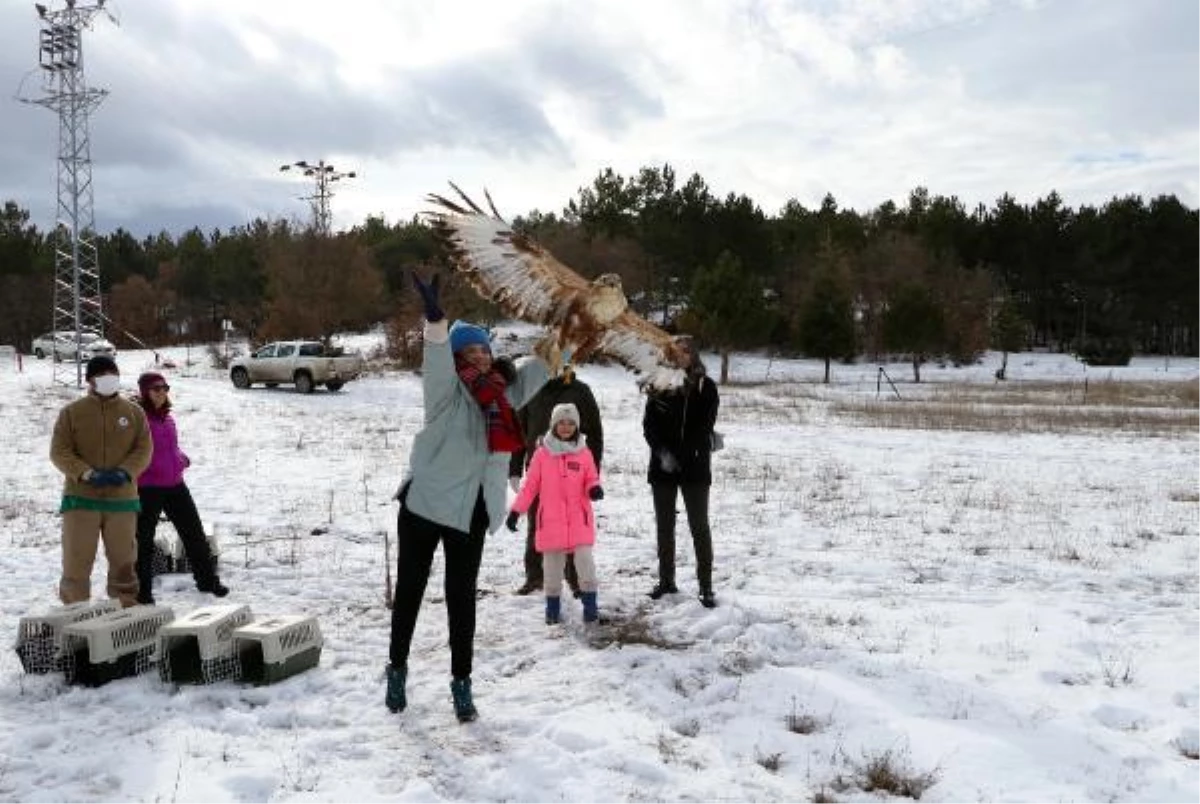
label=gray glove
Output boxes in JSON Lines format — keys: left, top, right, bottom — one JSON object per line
{"left": 509, "top": 477, "right": 521, "bottom": 494}
{"left": 658, "top": 449, "right": 680, "bottom": 474}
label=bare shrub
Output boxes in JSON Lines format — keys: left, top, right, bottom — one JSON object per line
{"left": 854, "top": 748, "right": 939, "bottom": 800}
{"left": 207, "top": 343, "right": 232, "bottom": 370}
{"left": 382, "top": 315, "right": 423, "bottom": 368}
{"left": 785, "top": 697, "right": 830, "bottom": 735}
{"left": 1173, "top": 737, "right": 1200, "bottom": 760}
{"left": 1096, "top": 645, "right": 1136, "bottom": 688}
{"left": 755, "top": 748, "right": 784, "bottom": 772}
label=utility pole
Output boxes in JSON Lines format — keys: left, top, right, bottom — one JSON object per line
{"left": 279, "top": 159, "right": 356, "bottom": 234}
{"left": 20, "top": 0, "right": 116, "bottom": 387}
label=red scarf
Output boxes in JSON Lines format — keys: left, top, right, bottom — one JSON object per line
{"left": 456, "top": 358, "right": 524, "bottom": 453}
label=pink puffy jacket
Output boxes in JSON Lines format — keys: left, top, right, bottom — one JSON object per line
{"left": 512, "top": 443, "right": 601, "bottom": 553}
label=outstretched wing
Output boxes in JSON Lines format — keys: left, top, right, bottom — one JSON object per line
{"left": 426, "top": 183, "right": 688, "bottom": 390}
{"left": 593, "top": 311, "right": 687, "bottom": 391}
{"left": 425, "top": 183, "right": 589, "bottom": 323}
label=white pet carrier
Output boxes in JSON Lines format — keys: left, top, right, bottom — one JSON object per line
{"left": 158, "top": 604, "right": 253, "bottom": 684}
{"left": 14, "top": 600, "right": 121, "bottom": 674}
{"left": 232, "top": 615, "right": 323, "bottom": 685}
{"left": 62, "top": 605, "right": 175, "bottom": 686}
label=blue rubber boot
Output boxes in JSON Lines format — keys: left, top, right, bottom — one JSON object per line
{"left": 385, "top": 663, "right": 407, "bottom": 713}
{"left": 545, "top": 596, "right": 561, "bottom": 624}
{"left": 581, "top": 591, "right": 598, "bottom": 623}
{"left": 450, "top": 676, "right": 478, "bottom": 723}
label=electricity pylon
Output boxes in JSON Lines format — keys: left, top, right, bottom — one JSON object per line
{"left": 21, "top": 0, "right": 116, "bottom": 387}
{"left": 279, "top": 159, "right": 356, "bottom": 234}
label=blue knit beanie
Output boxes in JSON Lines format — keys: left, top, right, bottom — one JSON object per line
{"left": 448, "top": 320, "right": 491, "bottom": 354}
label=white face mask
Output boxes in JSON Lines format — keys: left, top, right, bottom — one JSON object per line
{"left": 92, "top": 375, "right": 121, "bottom": 396}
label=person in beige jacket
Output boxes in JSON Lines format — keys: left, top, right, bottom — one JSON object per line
{"left": 49, "top": 356, "right": 152, "bottom": 607}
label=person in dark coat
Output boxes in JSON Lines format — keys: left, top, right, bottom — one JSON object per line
{"left": 508, "top": 360, "right": 604, "bottom": 597}
{"left": 643, "top": 336, "right": 720, "bottom": 608}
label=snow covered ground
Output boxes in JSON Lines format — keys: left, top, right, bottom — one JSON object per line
{"left": 0, "top": 336, "right": 1196, "bottom": 803}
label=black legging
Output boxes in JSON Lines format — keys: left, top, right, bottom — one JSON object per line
{"left": 136, "top": 483, "right": 219, "bottom": 596}
{"left": 651, "top": 481, "right": 714, "bottom": 592}
{"left": 388, "top": 490, "right": 488, "bottom": 679}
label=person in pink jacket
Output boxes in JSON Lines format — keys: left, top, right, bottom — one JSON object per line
{"left": 506, "top": 403, "right": 603, "bottom": 624}
{"left": 134, "top": 372, "right": 227, "bottom": 605}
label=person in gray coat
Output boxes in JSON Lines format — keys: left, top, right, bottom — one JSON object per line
{"left": 386, "top": 273, "right": 549, "bottom": 723}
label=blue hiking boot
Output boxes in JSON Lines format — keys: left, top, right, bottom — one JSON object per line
{"left": 581, "top": 591, "right": 598, "bottom": 623}
{"left": 450, "top": 676, "right": 478, "bottom": 723}
{"left": 545, "top": 596, "right": 561, "bottom": 624}
{"left": 385, "top": 663, "right": 407, "bottom": 713}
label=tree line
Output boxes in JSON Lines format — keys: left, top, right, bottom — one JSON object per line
{"left": 0, "top": 163, "right": 1195, "bottom": 381}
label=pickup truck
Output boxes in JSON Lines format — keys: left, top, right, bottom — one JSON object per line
{"left": 228, "top": 341, "right": 366, "bottom": 393}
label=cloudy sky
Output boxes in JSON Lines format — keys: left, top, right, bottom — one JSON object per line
{"left": 0, "top": 0, "right": 1195, "bottom": 237}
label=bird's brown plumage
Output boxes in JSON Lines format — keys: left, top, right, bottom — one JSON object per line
{"left": 426, "top": 183, "right": 688, "bottom": 389}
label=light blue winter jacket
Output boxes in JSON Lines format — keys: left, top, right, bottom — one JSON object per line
{"left": 400, "top": 319, "right": 549, "bottom": 534}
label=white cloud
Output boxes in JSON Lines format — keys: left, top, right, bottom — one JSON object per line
{"left": 0, "top": 0, "right": 1193, "bottom": 234}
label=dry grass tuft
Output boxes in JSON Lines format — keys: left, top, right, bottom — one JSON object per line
{"left": 785, "top": 697, "right": 830, "bottom": 735}
{"left": 832, "top": 748, "right": 940, "bottom": 801}
{"left": 586, "top": 607, "right": 692, "bottom": 651}
{"left": 755, "top": 748, "right": 784, "bottom": 773}
{"left": 832, "top": 379, "right": 1198, "bottom": 436}
{"left": 1173, "top": 738, "right": 1200, "bottom": 761}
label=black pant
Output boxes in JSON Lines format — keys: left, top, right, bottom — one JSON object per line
{"left": 389, "top": 491, "right": 488, "bottom": 680}
{"left": 523, "top": 498, "right": 578, "bottom": 590}
{"left": 651, "top": 482, "right": 713, "bottom": 592}
{"left": 136, "top": 483, "right": 218, "bottom": 597}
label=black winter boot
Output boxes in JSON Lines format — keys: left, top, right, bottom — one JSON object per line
{"left": 198, "top": 577, "right": 229, "bottom": 598}
{"left": 385, "top": 663, "right": 407, "bottom": 713}
{"left": 450, "top": 677, "right": 478, "bottom": 723}
{"left": 648, "top": 581, "right": 678, "bottom": 599}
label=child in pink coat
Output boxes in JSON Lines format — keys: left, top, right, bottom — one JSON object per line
{"left": 506, "top": 403, "right": 603, "bottom": 624}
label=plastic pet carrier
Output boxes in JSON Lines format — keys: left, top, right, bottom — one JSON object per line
{"left": 158, "top": 604, "right": 253, "bottom": 685}
{"left": 14, "top": 600, "right": 121, "bottom": 674}
{"left": 232, "top": 615, "right": 323, "bottom": 686}
{"left": 62, "top": 606, "right": 175, "bottom": 687}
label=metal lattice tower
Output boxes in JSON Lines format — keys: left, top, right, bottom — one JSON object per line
{"left": 279, "top": 160, "right": 356, "bottom": 234}
{"left": 22, "top": 1, "right": 114, "bottom": 386}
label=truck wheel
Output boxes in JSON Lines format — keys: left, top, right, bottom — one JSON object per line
{"left": 325, "top": 380, "right": 344, "bottom": 392}
{"left": 294, "top": 371, "right": 314, "bottom": 394}
{"left": 34, "top": 348, "right": 45, "bottom": 359}
{"left": 231, "top": 368, "right": 251, "bottom": 389}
